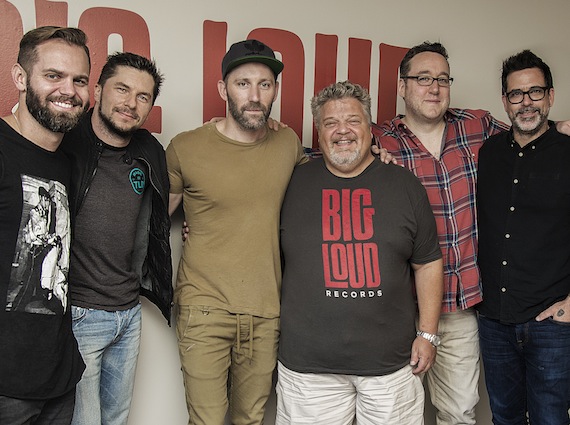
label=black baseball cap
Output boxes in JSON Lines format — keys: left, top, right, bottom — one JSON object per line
{"left": 221, "top": 39, "right": 284, "bottom": 79}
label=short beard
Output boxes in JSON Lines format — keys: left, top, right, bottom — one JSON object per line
{"left": 26, "top": 81, "right": 88, "bottom": 133}
{"left": 511, "top": 107, "right": 549, "bottom": 136}
{"left": 227, "top": 95, "right": 271, "bottom": 131}
{"left": 327, "top": 148, "right": 361, "bottom": 168}
{"left": 98, "top": 103, "right": 137, "bottom": 139}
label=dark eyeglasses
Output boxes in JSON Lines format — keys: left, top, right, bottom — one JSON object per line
{"left": 401, "top": 75, "right": 454, "bottom": 87}
{"left": 505, "top": 86, "right": 549, "bottom": 104}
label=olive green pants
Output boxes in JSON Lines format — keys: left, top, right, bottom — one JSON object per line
{"left": 177, "top": 305, "right": 279, "bottom": 425}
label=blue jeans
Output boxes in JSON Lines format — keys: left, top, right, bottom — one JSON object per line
{"left": 71, "top": 304, "right": 141, "bottom": 425}
{"left": 0, "top": 389, "right": 75, "bottom": 425}
{"left": 478, "top": 315, "right": 570, "bottom": 425}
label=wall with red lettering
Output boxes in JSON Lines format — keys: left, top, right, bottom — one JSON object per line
{"left": 4, "top": 1, "right": 570, "bottom": 151}
{"left": 0, "top": 1, "right": 411, "bottom": 147}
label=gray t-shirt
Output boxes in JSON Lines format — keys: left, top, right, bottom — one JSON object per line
{"left": 70, "top": 144, "right": 146, "bottom": 310}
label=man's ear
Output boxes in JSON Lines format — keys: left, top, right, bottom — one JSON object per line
{"left": 273, "top": 80, "right": 280, "bottom": 103}
{"left": 12, "top": 63, "right": 27, "bottom": 92}
{"left": 217, "top": 80, "right": 228, "bottom": 102}
{"left": 501, "top": 94, "right": 508, "bottom": 113}
{"left": 94, "top": 84, "right": 102, "bottom": 104}
{"left": 397, "top": 78, "right": 406, "bottom": 100}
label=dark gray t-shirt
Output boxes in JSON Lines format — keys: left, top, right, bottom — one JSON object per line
{"left": 279, "top": 158, "right": 441, "bottom": 376}
{"left": 70, "top": 144, "right": 146, "bottom": 310}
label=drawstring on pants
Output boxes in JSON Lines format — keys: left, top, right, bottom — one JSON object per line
{"left": 236, "top": 314, "right": 254, "bottom": 361}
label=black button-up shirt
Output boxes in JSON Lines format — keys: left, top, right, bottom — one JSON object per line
{"left": 477, "top": 123, "right": 570, "bottom": 324}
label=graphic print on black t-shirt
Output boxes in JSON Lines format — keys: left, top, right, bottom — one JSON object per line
{"left": 6, "top": 175, "right": 70, "bottom": 315}
{"left": 321, "top": 188, "right": 382, "bottom": 298}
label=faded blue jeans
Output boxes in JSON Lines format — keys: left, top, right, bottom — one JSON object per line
{"left": 479, "top": 315, "right": 570, "bottom": 425}
{"left": 71, "top": 303, "right": 141, "bottom": 425}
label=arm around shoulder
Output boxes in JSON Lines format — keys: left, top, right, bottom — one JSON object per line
{"left": 168, "top": 192, "right": 183, "bottom": 216}
{"left": 555, "top": 120, "right": 570, "bottom": 136}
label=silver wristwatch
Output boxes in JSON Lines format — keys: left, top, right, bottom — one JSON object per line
{"left": 416, "top": 330, "right": 441, "bottom": 347}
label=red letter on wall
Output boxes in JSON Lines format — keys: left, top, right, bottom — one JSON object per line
{"left": 248, "top": 28, "right": 305, "bottom": 140}
{"left": 35, "top": 0, "right": 67, "bottom": 27}
{"left": 348, "top": 37, "right": 372, "bottom": 91}
{"left": 377, "top": 43, "right": 408, "bottom": 125}
{"left": 0, "top": 0, "right": 23, "bottom": 116}
{"left": 312, "top": 34, "right": 338, "bottom": 148}
{"left": 202, "top": 20, "right": 228, "bottom": 123}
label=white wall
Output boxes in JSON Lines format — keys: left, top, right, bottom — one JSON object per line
{"left": 6, "top": 1, "right": 570, "bottom": 424}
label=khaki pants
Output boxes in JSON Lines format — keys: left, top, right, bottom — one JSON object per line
{"left": 424, "top": 308, "right": 480, "bottom": 425}
{"left": 177, "top": 305, "right": 279, "bottom": 425}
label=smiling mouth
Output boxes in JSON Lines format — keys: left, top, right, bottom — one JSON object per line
{"left": 52, "top": 101, "right": 72, "bottom": 108}
{"left": 517, "top": 108, "right": 539, "bottom": 119}
{"left": 51, "top": 100, "right": 80, "bottom": 110}
{"left": 115, "top": 108, "right": 139, "bottom": 121}
{"left": 333, "top": 139, "right": 355, "bottom": 147}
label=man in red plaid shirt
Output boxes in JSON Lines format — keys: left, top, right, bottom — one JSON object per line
{"left": 372, "top": 41, "right": 570, "bottom": 424}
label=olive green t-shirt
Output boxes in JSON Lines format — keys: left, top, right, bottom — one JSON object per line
{"left": 166, "top": 122, "right": 306, "bottom": 318}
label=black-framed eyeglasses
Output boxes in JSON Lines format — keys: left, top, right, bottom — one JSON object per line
{"left": 505, "top": 86, "right": 549, "bottom": 104}
{"left": 401, "top": 75, "right": 454, "bottom": 87}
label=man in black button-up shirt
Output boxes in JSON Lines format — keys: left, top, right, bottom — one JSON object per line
{"left": 477, "top": 50, "right": 570, "bottom": 425}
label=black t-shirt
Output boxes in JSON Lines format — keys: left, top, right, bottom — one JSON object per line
{"left": 0, "top": 119, "right": 84, "bottom": 399}
{"left": 279, "top": 159, "right": 441, "bottom": 376}
{"left": 477, "top": 124, "right": 570, "bottom": 324}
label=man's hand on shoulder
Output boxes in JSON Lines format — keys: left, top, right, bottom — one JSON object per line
{"left": 267, "top": 117, "right": 288, "bottom": 131}
{"left": 181, "top": 221, "right": 189, "bottom": 242}
{"left": 205, "top": 117, "right": 224, "bottom": 124}
{"left": 370, "top": 144, "right": 397, "bottom": 165}
{"left": 555, "top": 120, "right": 570, "bottom": 136}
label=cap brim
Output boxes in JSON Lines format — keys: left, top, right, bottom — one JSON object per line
{"left": 223, "top": 56, "right": 284, "bottom": 78}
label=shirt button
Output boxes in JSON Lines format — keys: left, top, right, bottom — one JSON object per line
{"left": 518, "top": 152, "right": 524, "bottom": 157}
{"left": 501, "top": 287, "right": 507, "bottom": 292}
{"left": 502, "top": 260, "right": 508, "bottom": 266}
{"left": 531, "top": 145, "right": 536, "bottom": 150}
{"left": 505, "top": 234, "right": 510, "bottom": 238}
{"left": 510, "top": 206, "right": 515, "bottom": 212}
{"left": 514, "top": 179, "right": 519, "bottom": 184}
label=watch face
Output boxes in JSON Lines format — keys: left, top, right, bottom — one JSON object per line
{"left": 432, "top": 335, "right": 441, "bottom": 346}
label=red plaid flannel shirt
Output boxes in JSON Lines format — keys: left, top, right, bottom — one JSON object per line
{"left": 373, "top": 109, "right": 508, "bottom": 312}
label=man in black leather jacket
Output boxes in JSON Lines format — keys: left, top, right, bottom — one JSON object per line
{"left": 60, "top": 52, "right": 172, "bottom": 425}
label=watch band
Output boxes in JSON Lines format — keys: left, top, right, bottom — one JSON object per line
{"left": 416, "top": 330, "right": 441, "bottom": 347}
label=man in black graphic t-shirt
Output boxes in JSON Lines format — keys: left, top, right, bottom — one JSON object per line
{"left": 0, "top": 26, "right": 90, "bottom": 424}
{"left": 277, "top": 81, "right": 444, "bottom": 425}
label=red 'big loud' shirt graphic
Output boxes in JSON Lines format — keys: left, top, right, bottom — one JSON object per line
{"left": 322, "top": 188, "right": 381, "bottom": 290}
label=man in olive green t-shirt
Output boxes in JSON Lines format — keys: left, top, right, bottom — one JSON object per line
{"left": 166, "top": 39, "right": 306, "bottom": 425}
